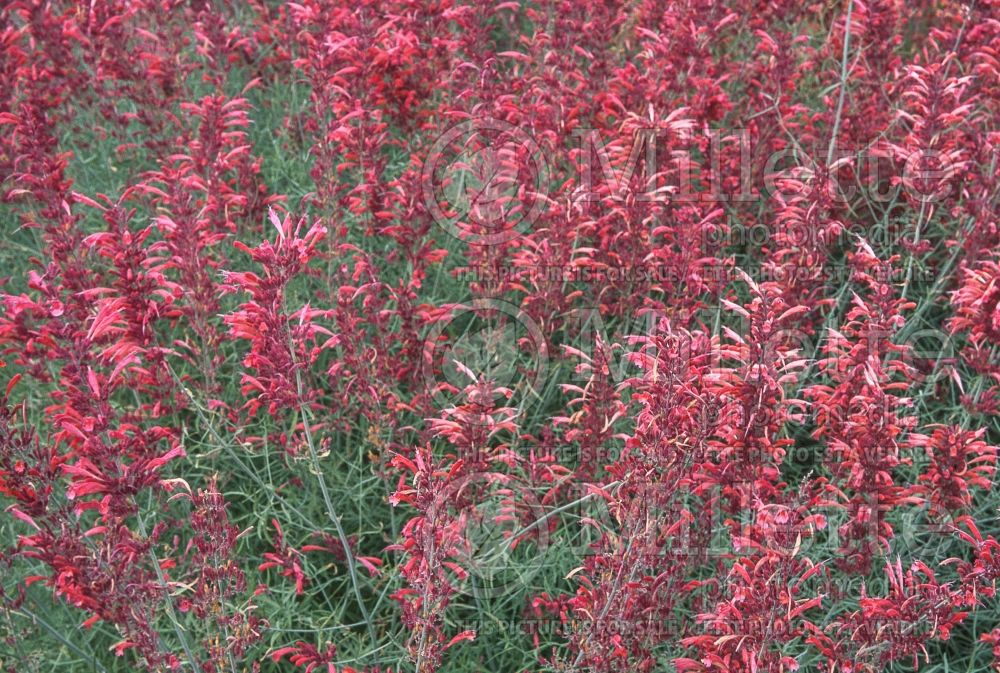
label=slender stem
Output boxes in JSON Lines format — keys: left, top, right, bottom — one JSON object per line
{"left": 136, "top": 513, "right": 201, "bottom": 671}
{"left": 826, "top": 0, "right": 856, "bottom": 168}
{"left": 496, "top": 480, "right": 621, "bottom": 554}
{"left": 900, "top": 199, "right": 927, "bottom": 301}
{"left": 294, "top": 368, "right": 378, "bottom": 651}
{"left": 11, "top": 599, "right": 110, "bottom": 673}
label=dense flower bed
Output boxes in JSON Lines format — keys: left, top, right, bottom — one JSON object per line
{"left": 1, "top": 1, "right": 999, "bottom": 672}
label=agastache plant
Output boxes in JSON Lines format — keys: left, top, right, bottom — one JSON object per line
{"left": 0, "top": 2, "right": 998, "bottom": 673}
